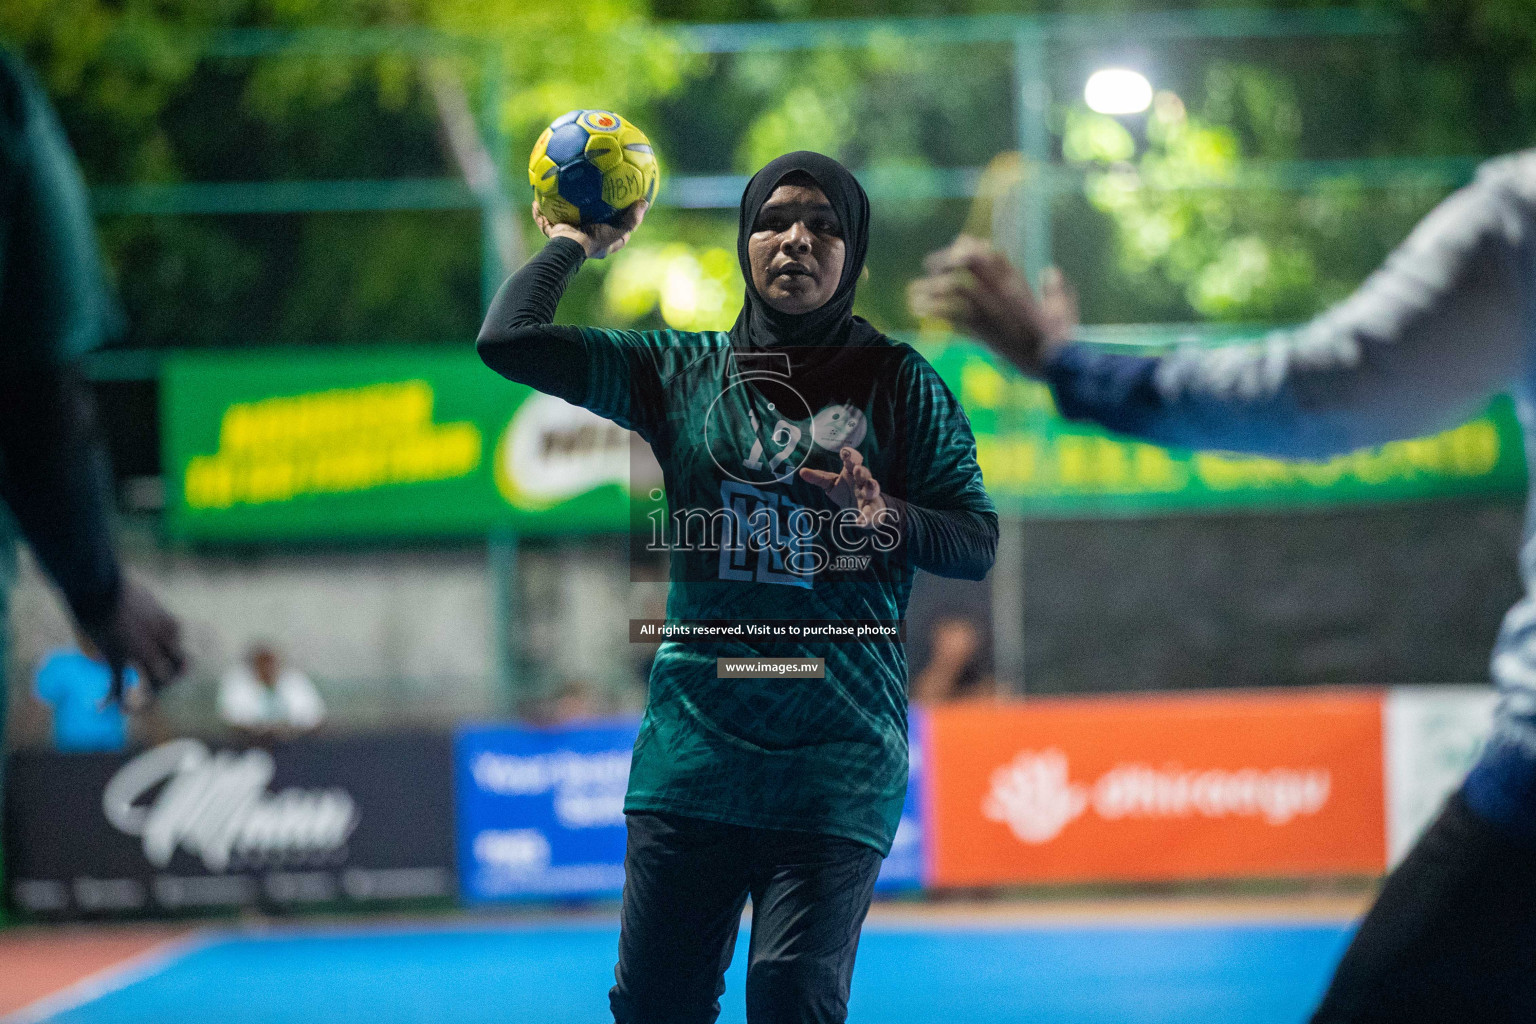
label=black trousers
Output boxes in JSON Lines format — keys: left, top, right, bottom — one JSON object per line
{"left": 610, "top": 811, "right": 883, "bottom": 1024}
{"left": 1309, "top": 792, "right": 1536, "bottom": 1023}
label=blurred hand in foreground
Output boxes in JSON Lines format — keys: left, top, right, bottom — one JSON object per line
{"left": 908, "top": 236, "right": 1078, "bottom": 377}
{"left": 84, "top": 577, "right": 187, "bottom": 706}
{"left": 534, "top": 200, "right": 648, "bottom": 259}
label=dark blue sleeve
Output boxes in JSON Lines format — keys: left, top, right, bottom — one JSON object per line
{"left": 1041, "top": 340, "right": 1395, "bottom": 458}
{"left": 1041, "top": 342, "right": 1168, "bottom": 437}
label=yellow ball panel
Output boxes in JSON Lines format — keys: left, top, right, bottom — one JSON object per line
{"left": 536, "top": 192, "right": 582, "bottom": 226}
{"left": 584, "top": 131, "right": 624, "bottom": 173}
{"left": 621, "top": 147, "right": 656, "bottom": 174}
{"left": 528, "top": 153, "right": 558, "bottom": 191}
{"left": 601, "top": 163, "right": 645, "bottom": 209}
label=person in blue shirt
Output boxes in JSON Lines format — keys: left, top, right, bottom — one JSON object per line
{"left": 33, "top": 638, "right": 140, "bottom": 752}
{"left": 911, "top": 151, "right": 1536, "bottom": 1023}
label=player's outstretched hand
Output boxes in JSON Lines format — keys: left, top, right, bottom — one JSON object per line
{"left": 799, "top": 447, "right": 888, "bottom": 529}
{"left": 533, "top": 200, "right": 648, "bottom": 259}
{"left": 84, "top": 577, "right": 187, "bottom": 706}
{"left": 908, "top": 236, "right": 1078, "bottom": 377}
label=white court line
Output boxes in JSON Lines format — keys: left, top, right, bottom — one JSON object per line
{"left": 861, "top": 895, "right": 1372, "bottom": 931}
{"left": 1, "top": 931, "right": 212, "bottom": 1024}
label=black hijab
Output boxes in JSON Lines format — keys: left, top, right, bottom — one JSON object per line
{"left": 730, "top": 151, "right": 884, "bottom": 351}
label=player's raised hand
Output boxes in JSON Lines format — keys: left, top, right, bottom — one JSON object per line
{"left": 799, "top": 447, "right": 888, "bottom": 528}
{"left": 533, "top": 200, "right": 648, "bottom": 259}
{"left": 83, "top": 577, "right": 187, "bottom": 706}
{"left": 908, "top": 236, "right": 1078, "bottom": 377}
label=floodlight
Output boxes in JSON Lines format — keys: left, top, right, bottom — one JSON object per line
{"left": 1084, "top": 69, "right": 1153, "bottom": 115}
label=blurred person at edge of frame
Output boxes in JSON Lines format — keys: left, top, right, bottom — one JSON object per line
{"left": 0, "top": 50, "right": 186, "bottom": 759}
{"left": 218, "top": 641, "right": 325, "bottom": 743}
{"left": 911, "top": 616, "right": 995, "bottom": 704}
{"left": 911, "top": 151, "right": 1536, "bottom": 1023}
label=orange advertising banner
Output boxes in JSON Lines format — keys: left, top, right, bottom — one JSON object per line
{"left": 924, "top": 690, "right": 1386, "bottom": 886}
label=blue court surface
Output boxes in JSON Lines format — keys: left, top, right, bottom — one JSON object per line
{"left": 27, "top": 916, "right": 1355, "bottom": 1024}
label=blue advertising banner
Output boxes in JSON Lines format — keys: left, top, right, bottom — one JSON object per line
{"left": 455, "top": 721, "right": 635, "bottom": 901}
{"left": 876, "top": 709, "right": 925, "bottom": 892}
{"left": 455, "top": 715, "right": 927, "bottom": 901}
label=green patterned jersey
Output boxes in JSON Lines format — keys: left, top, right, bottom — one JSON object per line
{"left": 579, "top": 326, "right": 994, "bottom": 853}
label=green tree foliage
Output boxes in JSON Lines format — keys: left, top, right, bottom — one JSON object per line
{"left": 5, "top": 0, "right": 1536, "bottom": 346}
{"left": 1060, "top": 67, "right": 1447, "bottom": 323}
{"left": 2, "top": 0, "right": 686, "bottom": 347}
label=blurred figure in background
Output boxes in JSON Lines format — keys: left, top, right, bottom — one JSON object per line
{"left": 0, "top": 45, "right": 186, "bottom": 908}
{"left": 546, "top": 677, "right": 601, "bottom": 724}
{"left": 913, "top": 151, "right": 1536, "bottom": 1022}
{"left": 218, "top": 642, "right": 325, "bottom": 742}
{"left": 911, "top": 616, "right": 995, "bottom": 704}
{"left": 32, "top": 635, "right": 139, "bottom": 752}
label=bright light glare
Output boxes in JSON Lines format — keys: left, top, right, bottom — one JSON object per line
{"left": 1084, "top": 69, "right": 1153, "bottom": 115}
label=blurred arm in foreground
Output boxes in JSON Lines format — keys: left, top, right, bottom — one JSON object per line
{"left": 911, "top": 153, "right": 1535, "bottom": 460}
{"left": 914, "top": 152, "right": 1536, "bottom": 1023}
{"left": 0, "top": 49, "right": 184, "bottom": 702}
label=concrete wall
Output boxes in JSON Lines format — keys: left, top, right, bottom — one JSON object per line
{"left": 6, "top": 497, "right": 1524, "bottom": 743}
{"left": 5, "top": 525, "right": 498, "bottom": 740}
{"left": 1017, "top": 499, "right": 1525, "bottom": 694}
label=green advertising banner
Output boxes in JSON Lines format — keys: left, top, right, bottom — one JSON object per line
{"left": 163, "top": 348, "right": 657, "bottom": 540}
{"left": 163, "top": 340, "right": 1529, "bottom": 542}
{"left": 921, "top": 338, "right": 1529, "bottom": 517}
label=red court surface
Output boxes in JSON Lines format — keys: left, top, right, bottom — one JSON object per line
{"left": 0, "top": 925, "right": 188, "bottom": 1016}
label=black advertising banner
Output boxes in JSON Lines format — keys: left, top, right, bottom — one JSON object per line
{"left": 3, "top": 732, "right": 455, "bottom": 918}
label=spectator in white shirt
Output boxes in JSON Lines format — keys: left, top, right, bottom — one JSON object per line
{"left": 218, "top": 642, "right": 324, "bottom": 742}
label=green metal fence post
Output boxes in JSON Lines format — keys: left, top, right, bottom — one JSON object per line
{"left": 479, "top": 43, "right": 510, "bottom": 312}
{"left": 1012, "top": 24, "right": 1052, "bottom": 285}
{"left": 477, "top": 46, "right": 524, "bottom": 716}
{"left": 994, "top": 24, "right": 1053, "bottom": 698}
{"left": 489, "top": 530, "right": 520, "bottom": 715}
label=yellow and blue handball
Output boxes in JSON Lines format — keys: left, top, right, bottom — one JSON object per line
{"left": 529, "top": 109, "right": 660, "bottom": 226}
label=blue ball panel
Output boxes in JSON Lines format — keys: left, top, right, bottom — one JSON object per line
{"left": 546, "top": 123, "right": 589, "bottom": 165}
{"left": 558, "top": 160, "right": 604, "bottom": 208}
{"left": 585, "top": 199, "right": 619, "bottom": 225}
{"left": 551, "top": 110, "right": 580, "bottom": 127}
